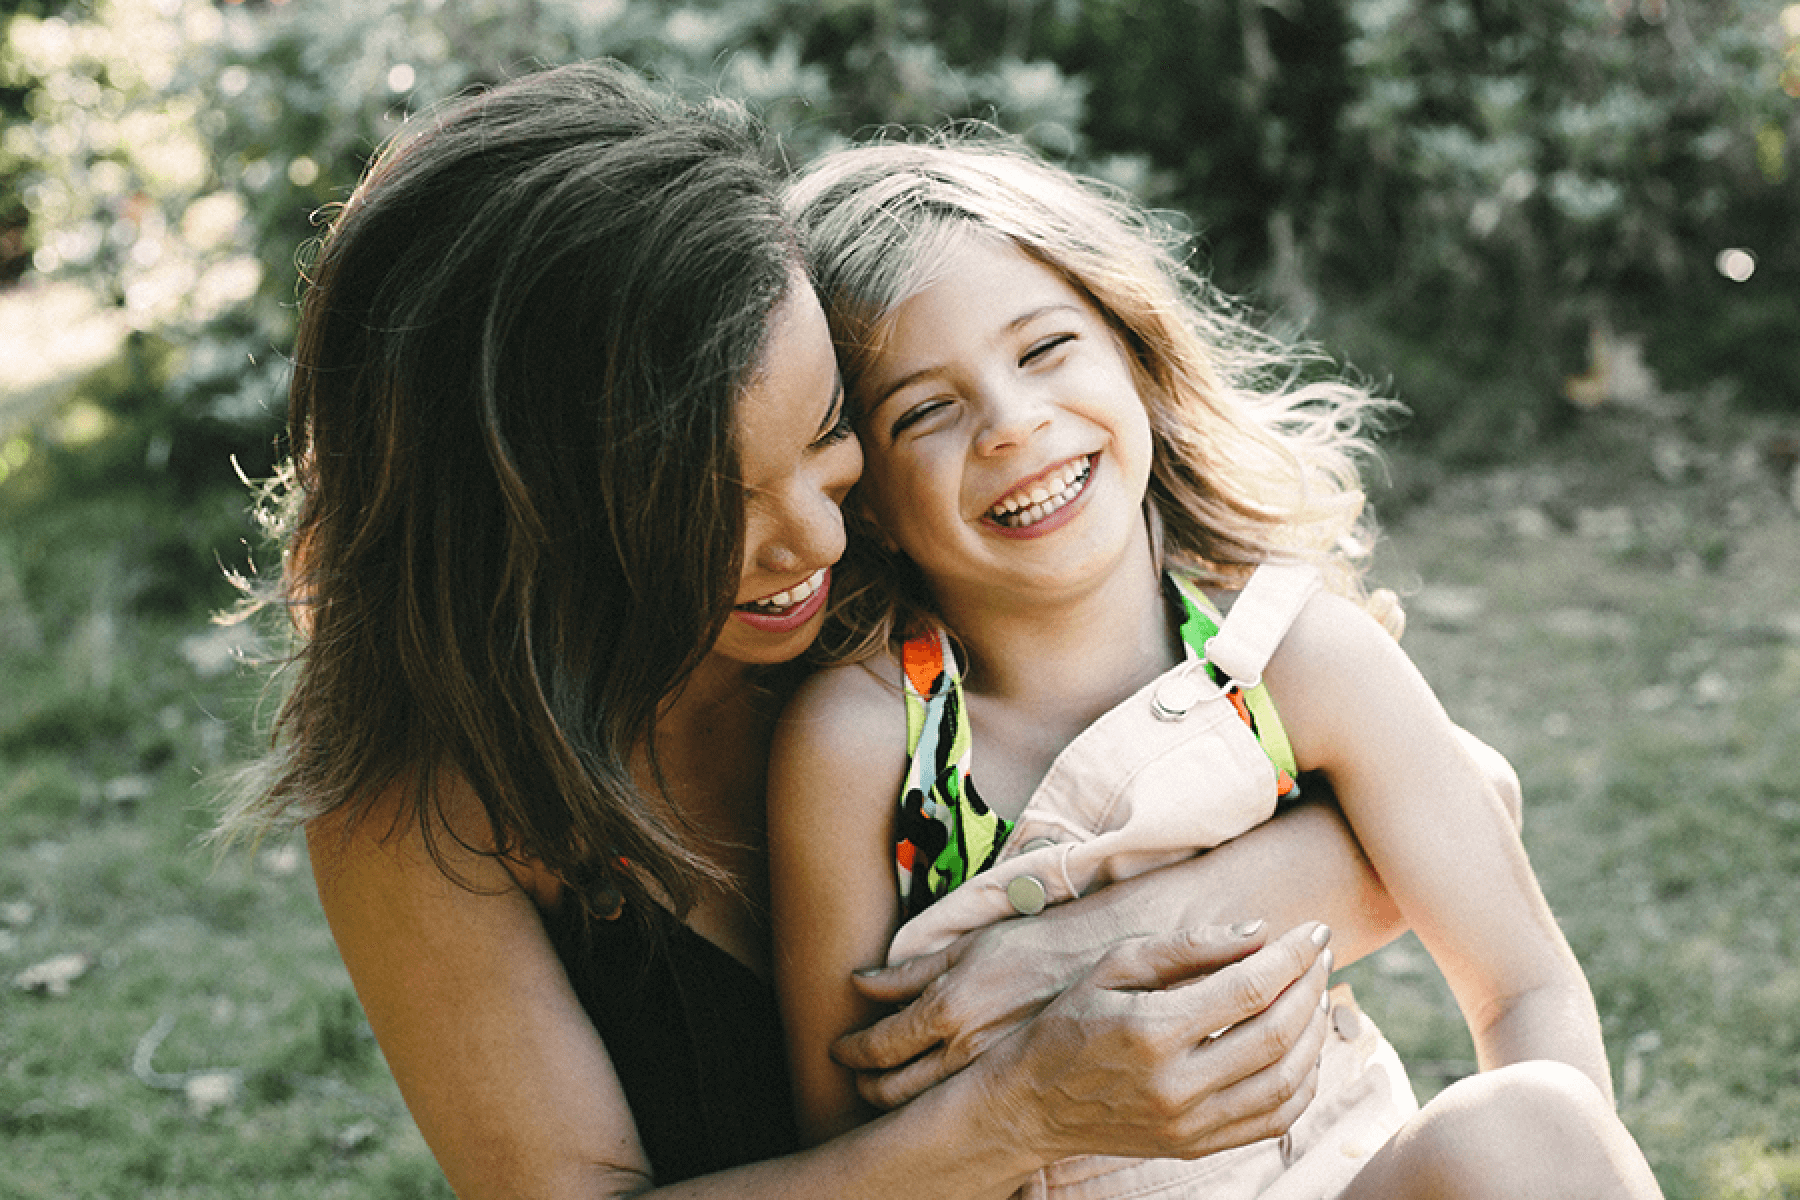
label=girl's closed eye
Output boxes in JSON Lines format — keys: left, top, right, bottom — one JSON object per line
{"left": 1020, "top": 332, "right": 1076, "bottom": 367}
{"left": 889, "top": 396, "right": 953, "bottom": 440}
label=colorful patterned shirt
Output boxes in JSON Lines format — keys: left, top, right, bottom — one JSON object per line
{"left": 893, "top": 573, "right": 1299, "bottom": 919}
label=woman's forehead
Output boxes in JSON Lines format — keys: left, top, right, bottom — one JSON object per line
{"left": 733, "top": 284, "right": 840, "bottom": 484}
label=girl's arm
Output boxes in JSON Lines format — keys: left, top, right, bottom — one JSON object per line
{"left": 768, "top": 660, "right": 1338, "bottom": 1165}
{"left": 1265, "top": 591, "right": 1614, "bottom": 1100}
{"left": 766, "top": 660, "right": 910, "bottom": 1144}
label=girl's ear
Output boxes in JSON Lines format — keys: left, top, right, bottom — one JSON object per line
{"left": 1143, "top": 498, "right": 1166, "bottom": 569}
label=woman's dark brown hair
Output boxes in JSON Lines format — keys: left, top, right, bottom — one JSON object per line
{"left": 223, "top": 60, "right": 798, "bottom": 921}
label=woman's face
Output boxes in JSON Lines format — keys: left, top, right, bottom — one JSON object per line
{"left": 707, "top": 280, "right": 863, "bottom": 668}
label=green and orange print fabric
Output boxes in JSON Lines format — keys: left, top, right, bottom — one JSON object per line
{"left": 893, "top": 573, "right": 1300, "bottom": 920}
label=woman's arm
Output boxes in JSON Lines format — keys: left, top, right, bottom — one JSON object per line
{"left": 830, "top": 783, "right": 1400, "bottom": 1109}
{"left": 308, "top": 785, "right": 655, "bottom": 1197}
{"left": 832, "top": 722, "right": 1518, "bottom": 1110}
{"left": 1265, "top": 591, "right": 1613, "bottom": 1100}
{"left": 315, "top": 769, "right": 1334, "bottom": 1200}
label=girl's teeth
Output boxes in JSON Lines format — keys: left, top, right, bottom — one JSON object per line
{"left": 989, "top": 457, "right": 1092, "bottom": 528}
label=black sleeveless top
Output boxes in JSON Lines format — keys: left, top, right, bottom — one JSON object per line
{"left": 542, "top": 899, "right": 799, "bottom": 1185}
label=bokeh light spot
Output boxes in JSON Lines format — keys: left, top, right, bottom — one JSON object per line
{"left": 286, "top": 156, "right": 319, "bottom": 187}
{"left": 1715, "top": 248, "right": 1756, "bottom": 283}
{"left": 387, "top": 63, "right": 415, "bottom": 93}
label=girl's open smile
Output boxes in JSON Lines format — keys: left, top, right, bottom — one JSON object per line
{"left": 985, "top": 453, "right": 1095, "bottom": 531}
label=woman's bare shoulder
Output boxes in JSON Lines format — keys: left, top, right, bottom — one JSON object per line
{"left": 306, "top": 771, "right": 563, "bottom": 909}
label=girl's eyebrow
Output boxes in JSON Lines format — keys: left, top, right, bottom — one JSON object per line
{"left": 866, "top": 302, "right": 1083, "bottom": 413}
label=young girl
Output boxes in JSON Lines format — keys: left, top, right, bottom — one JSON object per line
{"left": 768, "top": 140, "right": 1663, "bottom": 1199}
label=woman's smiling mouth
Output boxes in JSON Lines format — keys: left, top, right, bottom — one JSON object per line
{"left": 986, "top": 455, "right": 1093, "bottom": 529}
{"left": 740, "top": 567, "right": 827, "bottom": 614}
{"left": 732, "top": 567, "right": 832, "bottom": 633}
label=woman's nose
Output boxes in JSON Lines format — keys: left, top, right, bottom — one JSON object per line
{"left": 761, "top": 499, "right": 845, "bottom": 574}
{"left": 761, "top": 450, "right": 858, "bottom": 574}
{"left": 974, "top": 384, "right": 1052, "bottom": 456}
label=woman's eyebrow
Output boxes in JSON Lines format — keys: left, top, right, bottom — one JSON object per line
{"left": 814, "top": 371, "right": 847, "bottom": 437}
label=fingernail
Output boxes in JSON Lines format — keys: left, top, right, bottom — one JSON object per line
{"left": 1321, "top": 948, "right": 1334, "bottom": 976}
{"left": 853, "top": 966, "right": 883, "bottom": 978}
{"left": 1310, "top": 923, "right": 1333, "bottom": 948}
{"left": 1230, "top": 919, "right": 1265, "bottom": 938}
{"left": 1319, "top": 991, "right": 1330, "bottom": 1013}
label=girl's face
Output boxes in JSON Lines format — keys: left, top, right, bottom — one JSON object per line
{"left": 853, "top": 236, "right": 1154, "bottom": 615}
{"left": 708, "top": 280, "right": 863, "bottom": 669}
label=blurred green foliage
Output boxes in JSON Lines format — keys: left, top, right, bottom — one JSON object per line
{"left": 1, "top": 0, "right": 1794, "bottom": 476}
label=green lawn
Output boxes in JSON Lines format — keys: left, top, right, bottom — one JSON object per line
{"left": 1, "top": 388, "right": 1796, "bottom": 1197}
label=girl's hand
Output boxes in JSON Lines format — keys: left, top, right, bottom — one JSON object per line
{"left": 977, "top": 922, "right": 1334, "bottom": 1164}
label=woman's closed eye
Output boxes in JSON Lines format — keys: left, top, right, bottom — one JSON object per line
{"left": 812, "top": 402, "right": 856, "bottom": 449}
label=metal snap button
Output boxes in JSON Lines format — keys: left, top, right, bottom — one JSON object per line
{"left": 1019, "top": 837, "right": 1056, "bottom": 854}
{"left": 1006, "top": 874, "right": 1048, "bottom": 915}
{"left": 1150, "top": 672, "right": 1207, "bottom": 721}
{"left": 1331, "top": 1003, "right": 1362, "bottom": 1041}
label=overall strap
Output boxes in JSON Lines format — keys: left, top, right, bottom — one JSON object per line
{"left": 1169, "top": 564, "right": 1321, "bottom": 790}
{"left": 1202, "top": 563, "right": 1322, "bottom": 689}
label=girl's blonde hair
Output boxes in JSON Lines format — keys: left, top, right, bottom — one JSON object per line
{"left": 784, "top": 133, "right": 1402, "bottom": 660}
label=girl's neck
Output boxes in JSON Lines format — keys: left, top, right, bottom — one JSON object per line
{"left": 938, "top": 523, "right": 1179, "bottom": 723}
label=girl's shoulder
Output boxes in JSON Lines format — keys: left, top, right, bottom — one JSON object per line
{"left": 772, "top": 653, "right": 910, "bottom": 793}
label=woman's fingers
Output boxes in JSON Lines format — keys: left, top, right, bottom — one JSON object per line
{"left": 1084, "top": 921, "right": 1272, "bottom": 993}
{"left": 851, "top": 1044, "right": 949, "bottom": 1111}
{"left": 834, "top": 976, "right": 951, "bottom": 1074}
{"left": 840, "top": 921, "right": 1330, "bottom": 1135}
{"left": 1152, "top": 921, "right": 1329, "bottom": 1033}
{"left": 1009, "top": 923, "right": 1332, "bottom": 1163}
{"left": 848, "top": 943, "right": 959, "bottom": 1006}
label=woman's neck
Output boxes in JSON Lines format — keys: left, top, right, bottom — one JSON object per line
{"left": 640, "top": 654, "right": 788, "bottom": 975}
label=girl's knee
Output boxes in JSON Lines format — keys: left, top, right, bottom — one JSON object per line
{"left": 1404, "top": 1062, "right": 1659, "bottom": 1198}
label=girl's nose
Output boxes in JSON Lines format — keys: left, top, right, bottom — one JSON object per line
{"left": 974, "top": 385, "right": 1052, "bottom": 456}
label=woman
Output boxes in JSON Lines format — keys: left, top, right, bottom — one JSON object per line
{"left": 225, "top": 59, "right": 1426, "bottom": 1198}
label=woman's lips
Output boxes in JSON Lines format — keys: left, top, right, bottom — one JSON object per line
{"left": 732, "top": 567, "right": 831, "bottom": 633}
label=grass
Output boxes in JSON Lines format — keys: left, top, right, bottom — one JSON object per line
{"left": 1, "top": 366, "right": 1796, "bottom": 1196}
{"left": 1340, "top": 403, "right": 1800, "bottom": 1198}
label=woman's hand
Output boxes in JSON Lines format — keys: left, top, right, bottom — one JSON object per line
{"left": 973, "top": 922, "right": 1334, "bottom": 1165}
{"left": 834, "top": 790, "right": 1402, "bottom": 1110}
{"left": 831, "top": 902, "right": 1122, "bottom": 1110}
